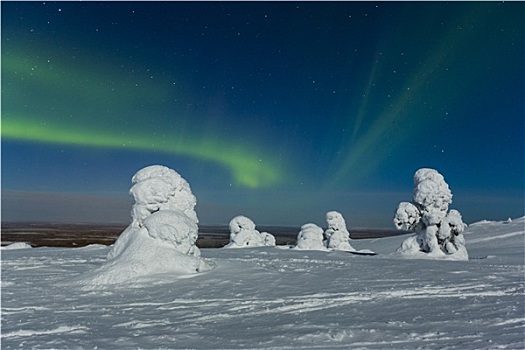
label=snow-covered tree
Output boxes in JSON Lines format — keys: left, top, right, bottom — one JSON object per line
{"left": 76, "top": 165, "right": 211, "bottom": 287}
{"left": 296, "top": 223, "right": 327, "bottom": 251}
{"left": 108, "top": 165, "right": 200, "bottom": 259}
{"left": 324, "top": 211, "right": 355, "bottom": 251}
{"left": 394, "top": 168, "right": 468, "bottom": 260}
{"left": 225, "top": 215, "right": 276, "bottom": 248}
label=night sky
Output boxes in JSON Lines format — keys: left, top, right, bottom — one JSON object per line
{"left": 2, "top": 1, "right": 524, "bottom": 228}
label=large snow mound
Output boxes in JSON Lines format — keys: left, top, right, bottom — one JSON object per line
{"left": 72, "top": 165, "right": 211, "bottom": 288}
{"left": 225, "top": 215, "right": 276, "bottom": 248}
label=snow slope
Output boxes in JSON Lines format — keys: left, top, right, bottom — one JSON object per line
{"left": 1, "top": 217, "right": 524, "bottom": 349}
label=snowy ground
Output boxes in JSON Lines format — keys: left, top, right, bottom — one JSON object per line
{"left": 2, "top": 217, "right": 524, "bottom": 349}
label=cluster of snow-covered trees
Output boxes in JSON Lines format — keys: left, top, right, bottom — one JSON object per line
{"left": 294, "top": 211, "right": 357, "bottom": 252}
{"left": 76, "top": 165, "right": 468, "bottom": 285}
{"left": 226, "top": 210, "right": 360, "bottom": 252}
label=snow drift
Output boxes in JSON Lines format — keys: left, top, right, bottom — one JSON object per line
{"left": 225, "top": 215, "right": 276, "bottom": 248}
{"left": 72, "top": 165, "right": 211, "bottom": 287}
{"left": 394, "top": 168, "right": 468, "bottom": 260}
{"left": 1, "top": 242, "right": 32, "bottom": 250}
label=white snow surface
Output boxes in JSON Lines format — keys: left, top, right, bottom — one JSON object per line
{"left": 1, "top": 242, "right": 32, "bottom": 250}
{"left": 2, "top": 217, "right": 524, "bottom": 349}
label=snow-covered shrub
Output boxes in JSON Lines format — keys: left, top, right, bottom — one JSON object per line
{"left": 324, "top": 211, "right": 355, "bottom": 251}
{"left": 295, "top": 223, "right": 327, "bottom": 251}
{"left": 74, "top": 165, "right": 211, "bottom": 287}
{"left": 225, "top": 215, "right": 276, "bottom": 248}
{"left": 394, "top": 168, "right": 468, "bottom": 260}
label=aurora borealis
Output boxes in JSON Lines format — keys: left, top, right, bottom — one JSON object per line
{"left": 2, "top": 2, "right": 524, "bottom": 227}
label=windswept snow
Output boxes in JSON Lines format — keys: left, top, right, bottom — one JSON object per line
{"left": 2, "top": 217, "right": 523, "bottom": 349}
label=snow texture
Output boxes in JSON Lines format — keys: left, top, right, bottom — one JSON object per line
{"left": 129, "top": 164, "right": 198, "bottom": 225}
{"left": 2, "top": 217, "right": 523, "bottom": 349}
{"left": 72, "top": 165, "right": 211, "bottom": 287}
{"left": 324, "top": 211, "right": 356, "bottom": 251}
{"left": 394, "top": 168, "right": 468, "bottom": 260}
{"left": 224, "top": 215, "right": 276, "bottom": 248}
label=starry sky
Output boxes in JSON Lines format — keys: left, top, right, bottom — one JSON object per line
{"left": 2, "top": 1, "right": 524, "bottom": 228}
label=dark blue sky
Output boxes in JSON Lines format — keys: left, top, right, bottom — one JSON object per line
{"left": 2, "top": 2, "right": 524, "bottom": 227}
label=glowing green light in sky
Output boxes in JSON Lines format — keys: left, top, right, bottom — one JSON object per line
{"left": 2, "top": 117, "right": 281, "bottom": 188}
{"left": 2, "top": 46, "right": 286, "bottom": 189}
{"left": 329, "top": 8, "right": 491, "bottom": 188}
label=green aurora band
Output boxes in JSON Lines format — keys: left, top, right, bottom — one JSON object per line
{"left": 2, "top": 47, "right": 285, "bottom": 189}
{"left": 2, "top": 117, "right": 281, "bottom": 188}
{"left": 327, "top": 6, "right": 497, "bottom": 188}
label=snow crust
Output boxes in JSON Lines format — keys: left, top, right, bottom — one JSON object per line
{"left": 394, "top": 168, "right": 468, "bottom": 260}
{"left": 224, "top": 215, "right": 276, "bottom": 248}
{"left": 2, "top": 217, "right": 523, "bottom": 349}
{"left": 73, "top": 165, "right": 211, "bottom": 287}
